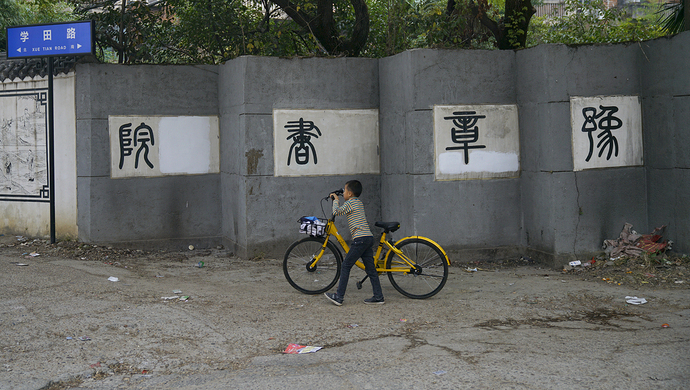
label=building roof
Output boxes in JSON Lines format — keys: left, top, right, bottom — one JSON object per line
{"left": 0, "top": 54, "right": 80, "bottom": 82}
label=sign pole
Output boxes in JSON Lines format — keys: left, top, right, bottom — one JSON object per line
{"left": 6, "top": 21, "right": 94, "bottom": 243}
{"left": 48, "top": 57, "right": 56, "bottom": 244}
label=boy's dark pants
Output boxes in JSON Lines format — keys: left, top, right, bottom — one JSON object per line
{"left": 336, "top": 236, "right": 384, "bottom": 301}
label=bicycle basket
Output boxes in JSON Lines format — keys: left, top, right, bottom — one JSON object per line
{"left": 299, "top": 216, "right": 327, "bottom": 237}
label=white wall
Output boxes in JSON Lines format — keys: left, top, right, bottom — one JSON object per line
{"left": 0, "top": 73, "right": 78, "bottom": 239}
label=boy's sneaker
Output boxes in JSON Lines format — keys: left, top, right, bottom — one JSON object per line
{"left": 324, "top": 292, "right": 343, "bottom": 306}
{"left": 364, "top": 296, "right": 385, "bottom": 305}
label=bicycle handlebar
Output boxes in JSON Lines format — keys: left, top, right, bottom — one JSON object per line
{"left": 323, "top": 188, "right": 344, "bottom": 201}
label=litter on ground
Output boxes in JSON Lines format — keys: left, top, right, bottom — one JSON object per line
{"left": 283, "top": 344, "right": 322, "bottom": 354}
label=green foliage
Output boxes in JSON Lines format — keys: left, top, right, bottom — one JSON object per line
{"left": 363, "top": 0, "right": 496, "bottom": 57}
{"left": 505, "top": 5, "right": 531, "bottom": 49}
{"left": 4, "top": 0, "right": 675, "bottom": 62}
{"left": 657, "top": 1, "right": 684, "bottom": 35}
{"left": 0, "top": 0, "right": 75, "bottom": 52}
{"left": 70, "top": 0, "right": 323, "bottom": 63}
{"left": 527, "top": 0, "right": 665, "bottom": 46}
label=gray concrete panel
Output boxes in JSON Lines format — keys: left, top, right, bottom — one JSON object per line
{"left": 565, "top": 44, "right": 640, "bottom": 97}
{"left": 219, "top": 59, "right": 246, "bottom": 112}
{"left": 521, "top": 171, "right": 591, "bottom": 263}
{"left": 647, "top": 168, "right": 690, "bottom": 254}
{"left": 76, "top": 64, "right": 219, "bottom": 119}
{"left": 409, "top": 175, "right": 522, "bottom": 250}
{"left": 241, "top": 114, "right": 274, "bottom": 176}
{"left": 642, "top": 96, "right": 675, "bottom": 169}
{"left": 379, "top": 51, "right": 414, "bottom": 111}
{"left": 572, "top": 167, "right": 647, "bottom": 253}
{"left": 517, "top": 44, "right": 640, "bottom": 105}
{"left": 74, "top": 64, "right": 93, "bottom": 120}
{"left": 518, "top": 102, "right": 573, "bottom": 172}
{"left": 673, "top": 97, "right": 690, "bottom": 168}
{"left": 671, "top": 169, "right": 690, "bottom": 254}
{"left": 380, "top": 173, "right": 414, "bottom": 234}
{"left": 219, "top": 109, "right": 241, "bottom": 174}
{"left": 516, "top": 44, "right": 572, "bottom": 104}
{"left": 640, "top": 31, "right": 690, "bottom": 97}
{"left": 76, "top": 176, "right": 92, "bottom": 241}
{"left": 379, "top": 107, "right": 407, "bottom": 174}
{"left": 237, "top": 56, "right": 379, "bottom": 110}
{"left": 79, "top": 174, "right": 221, "bottom": 245}
{"left": 548, "top": 172, "right": 579, "bottom": 257}
{"left": 221, "top": 172, "right": 246, "bottom": 255}
{"left": 407, "top": 49, "right": 516, "bottom": 109}
{"left": 76, "top": 119, "right": 110, "bottom": 177}
{"left": 406, "top": 109, "right": 434, "bottom": 175}
{"left": 521, "top": 171, "right": 557, "bottom": 254}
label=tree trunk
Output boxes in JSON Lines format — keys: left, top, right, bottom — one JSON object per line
{"left": 452, "top": 0, "right": 535, "bottom": 50}
{"left": 501, "top": 0, "right": 535, "bottom": 49}
{"left": 269, "top": 0, "right": 369, "bottom": 56}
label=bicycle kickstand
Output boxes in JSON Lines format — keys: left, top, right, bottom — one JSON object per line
{"left": 356, "top": 275, "right": 369, "bottom": 290}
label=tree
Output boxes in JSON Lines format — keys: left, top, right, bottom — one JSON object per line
{"left": 447, "top": 0, "right": 536, "bottom": 49}
{"left": 528, "top": 0, "right": 665, "bottom": 46}
{"left": 0, "top": 0, "right": 75, "bottom": 52}
{"left": 268, "top": 0, "right": 370, "bottom": 55}
{"left": 71, "top": 0, "right": 169, "bottom": 63}
{"left": 658, "top": 0, "right": 685, "bottom": 34}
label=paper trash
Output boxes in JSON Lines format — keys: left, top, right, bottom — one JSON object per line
{"left": 283, "top": 344, "right": 322, "bottom": 354}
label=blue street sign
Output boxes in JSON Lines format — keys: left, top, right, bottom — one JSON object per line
{"left": 6, "top": 20, "right": 94, "bottom": 59}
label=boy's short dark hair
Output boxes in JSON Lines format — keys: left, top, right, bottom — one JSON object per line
{"left": 346, "top": 180, "right": 363, "bottom": 197}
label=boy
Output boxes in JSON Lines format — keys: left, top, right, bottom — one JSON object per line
{"left": 324, "top": 180, "right": 384, "bottom": 306}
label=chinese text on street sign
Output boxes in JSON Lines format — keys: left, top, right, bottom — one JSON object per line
{"left": 6, "top": 20, "right": 94, "bottom": 59}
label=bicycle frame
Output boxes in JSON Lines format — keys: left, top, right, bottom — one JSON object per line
{"left": 308, "top": 219, "right": 449, "bottom": 273}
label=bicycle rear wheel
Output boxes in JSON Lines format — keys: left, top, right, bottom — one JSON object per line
{"left": 386, "top": 238, "right": 449, "bottom": 299}
{"left": 283, "top": 236, "right": 342, "bottom": 294}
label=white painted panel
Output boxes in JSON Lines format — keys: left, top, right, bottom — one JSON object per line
{"left": 434, "top": 105, "right": 520, "bottom": 180}
{"left": 159, "top": 116, "right": 219, "bottom": 174}
{"left": 570, "top": 96, "right": 643, "bottom": 171}
{"left": 109, "top": 116, "right": 219, "bottom": 178}
{"left": 109, "top": 116, "right": 161, "bottom": 178}
{"left": 273, "top": 109, "right": 380, "bottom": 177}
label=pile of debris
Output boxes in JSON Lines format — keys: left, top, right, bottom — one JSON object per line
{"left": 564, "top": 223, "right": 688, "bottom": 288}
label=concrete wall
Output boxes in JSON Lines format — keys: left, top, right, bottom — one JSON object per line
{"left": 379, "top": 49, "right": 523, "bottom": 259}
{"left": 1, "top": 31, "right": 680, "bottom": 264}
{"left": 219, "top": 56, "right": 381, "bottom": 258}
{"left": 0, "top": 74, "right": 78, "bottom": 239}
{"left": 516, "top": 43, "right": 648, "bottom": 263}
{"left": 641, "top": 33, "right": 690, "bottom": 254}
{"left": 75, "top": 64, "right": 221, "bottom": 248}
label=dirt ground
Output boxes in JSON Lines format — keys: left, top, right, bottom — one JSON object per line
{"left": 1, "top": 236, "right": 689, "bottom": 389}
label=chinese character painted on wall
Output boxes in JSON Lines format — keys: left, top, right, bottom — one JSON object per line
{"left": 570, "top": 96, "right": 642, "bottom": 171}
{"left": 118, "top": 123, "right": 133, "bottom": 169}
{"left": 444, "top": 111, "right": 486, "bottom": 164}
{"left": 285, "top": 118, "right": 321, "bottom": 166}
{"left": 118, "top": 122, "right": 155, "bottom": 169}
{"left": 581, "top": 105, "right": 622, "bottom": 161}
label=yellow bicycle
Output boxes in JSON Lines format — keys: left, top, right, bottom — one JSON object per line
{"left": 283, "top": 195, "right": 450, "bottom": 299}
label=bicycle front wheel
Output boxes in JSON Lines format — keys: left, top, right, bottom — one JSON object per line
{"left": 283, "top": 236, "right": 342, "bottom": 294}
{"left": 386, "top": 238, "right": 449, "bottom": 299}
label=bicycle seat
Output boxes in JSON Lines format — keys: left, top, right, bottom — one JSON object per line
{"left": 375, "top": 221, "right": 400, "bottom": 233}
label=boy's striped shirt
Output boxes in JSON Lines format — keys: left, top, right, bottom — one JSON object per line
{"left": 332, "top": 197, "right": 373, "bottom": 239}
